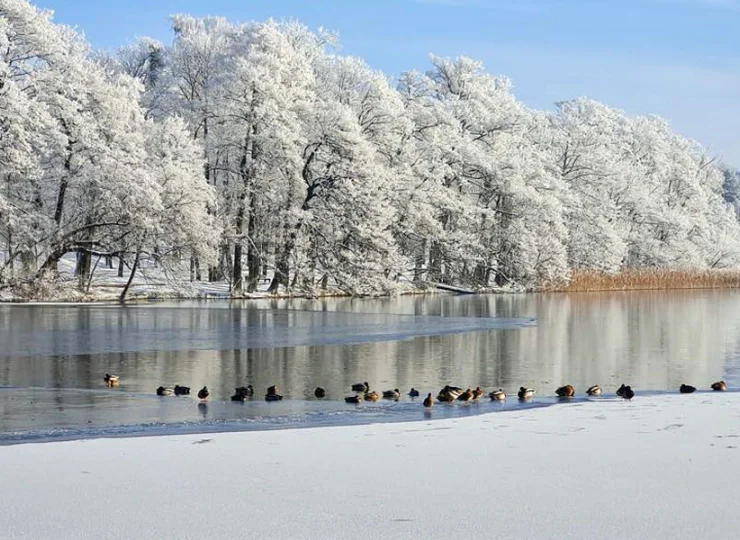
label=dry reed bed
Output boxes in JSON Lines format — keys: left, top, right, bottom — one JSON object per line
{"left": 541, "top": 269, "right": 740, "bottom": 293}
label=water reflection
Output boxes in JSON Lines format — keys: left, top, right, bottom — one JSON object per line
{"left": 1, "top": 290, "right": 740, "bottom": 443}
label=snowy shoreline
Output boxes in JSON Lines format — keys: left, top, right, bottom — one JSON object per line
{"left": 2, "top": 393, "right": 739, "bottom": 539}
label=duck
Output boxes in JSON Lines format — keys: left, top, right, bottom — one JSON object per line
{"left": 489, "top": 389, "right": 506, "bottom": 401}
{"left": 437, "top": 385, "right": 462, "bottom": 401}
{"left": 345, "top": 395, "right": 362, "bottom": 404}
{"left": 472, "top": 387, "right": 484, "bottom": 401}
{"left": 457, "top": 388, "right": 474, "bottom": 403}
{"left": 408, "top": 388, "right": 420, "bottom": 398}
{"left": 314, "top": 387, "right": 326, "bottom": 398}
{"left": 236, "top": 385, "right": 254, "bottom": 397}
{"left": 555, "top": 384, "right": 575, "bottom": 398}
{"left": 382, "top": 389, "right": 401, "bottom": 400}
{"left": 231, "top": 386, "right": 254, "bottom": 402}
{"left": 586, "top": 385, "right": 602, "bottom": 396}
{"left": 104, "top": 374, "right": 119, "bottom": 387}
{"left": 174, "top": 385, "right": 190, "bottom": 396}
{"left": 352, "top": 382, "right": 370, "bottom": 392}
{"left": 197, "top": 386, "right": 209, "bottom": 401}
{"left": 423, "top": 393, "right": 434, "bottom": 408}
{"left": 265, "top": 385, "right": 283, "bottom": 401}
{"left": 156, "top": 386, "right": 173, "bottom": 397}
{"left": 616, "top": 384, "right": 634, "bottom": 400}
{"left": 711, "top": 381, "right": 728, "bottom": 392}
{"left": 518, "top": 387, "right": 535, "bottom": 400}
{"left": 679, "top": 384, "right": 696, "bottom": 394}
{"left": 364, "top": 391, "right": 380, "bottom": 402}
{"left": 439, "top": 393, "right": 456, "bottom": 403}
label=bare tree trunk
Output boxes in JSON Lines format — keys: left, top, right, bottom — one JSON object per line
{"left": 76, "top": 247, "right": 92, "bottom": 290}
{"left": 414, "top": 239, "right": 427, "bottom": 282}
{"left": 246, "top": 195, "right": 260, "bottom": 293}
{"left": 120, "top": 250, "right": 141, "bottom": 303}
{"left": 118, "top": 255, "right": 125, "bottom": 278}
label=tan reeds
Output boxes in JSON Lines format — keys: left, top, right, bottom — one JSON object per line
{"left": 541, "top": 269, "right": 740, "bottom": 293}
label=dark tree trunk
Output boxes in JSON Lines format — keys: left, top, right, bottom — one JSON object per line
{"left": 118, "top": 255, "right": 125, "bottom": 278}
{"left": 246, "top": 195, "right": 260, "bottom": 293}
{"left": 120, "top": 250, "right": 141, "bottom": 303}
{"left": 413, "top": 239, "right": 427, "bottom": 282}
{"left": 75, "top": 248, "right": 92, "bottom": 290}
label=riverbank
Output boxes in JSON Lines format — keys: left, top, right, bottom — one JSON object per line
{"left": 2, "top": 393, "right": 738, "bottom": 539}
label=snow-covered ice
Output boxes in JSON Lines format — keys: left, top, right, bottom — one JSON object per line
{"left": 2, "top": 392, "right": 738, "bottom": 539}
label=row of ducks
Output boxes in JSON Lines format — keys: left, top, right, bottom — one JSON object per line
{"left": 105, "top": 374, "right": 730, "bottom": 405}
{"left": 156, "top": 385, "right": 210, "bottom": 400}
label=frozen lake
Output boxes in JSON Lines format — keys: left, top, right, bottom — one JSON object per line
{"left": 2, "top": 291, "right": 740, "bottom": 443}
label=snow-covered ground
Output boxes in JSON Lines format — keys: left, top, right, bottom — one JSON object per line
{"left": 2, "top": 392, "right": 739, "bottom": 539}
{"left": 1, "top": 253, "right": 372, "bottom": 302}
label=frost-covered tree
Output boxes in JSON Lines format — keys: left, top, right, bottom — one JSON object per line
{"left": 4, "top": 0, "right": 740, "bottom": 297}
{"left": 0, "top": 0, "right": 218, "bottom": 298}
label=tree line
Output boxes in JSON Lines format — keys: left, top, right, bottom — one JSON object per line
{"left": 1, "top": 0, "right": 739, "bottom": 297}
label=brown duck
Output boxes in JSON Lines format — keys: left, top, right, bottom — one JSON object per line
{"left": 423, "top": 393, "right": 434, "bottom": 408}
{"left": 711, "top": 381, "right": 727, "bottom": 391}
{"left": 457, "top": 388, "right": 474, "bottom": 402}
{"left": 555, "top": 385, "right": 575, "bottom": 398}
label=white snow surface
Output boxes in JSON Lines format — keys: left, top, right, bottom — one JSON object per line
{"left": 2, "top": 393, "right": 739, "bottom": 539}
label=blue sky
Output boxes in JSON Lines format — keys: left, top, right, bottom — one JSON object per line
{"left": 39, "top": 0, "right": 740, "bottom": 165}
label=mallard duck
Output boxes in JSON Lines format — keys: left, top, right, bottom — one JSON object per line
{"left": 364, "top": 391, "right": 380, "bottom": 402}
{"left": 423, "top": 393, "right": 434, "bottom": 408}
{"left": 472, "top": 387, "right": 484, "bottom": 401}
{"left": 711, "top": 381, "right": 728, "bottom": 391}
{"left": 555, "top": 384, "right": 575, "bottom": 398}
{"left": 489, "top": 389, "right": 506, "bottom": 401}
{"left": 408, "top": 388, "right": 420, "bottom": 398}
{"left": 267, "top": 385, "right": 279, "bottom": 396}
{"left": 265, "top": 393, "right": 284, "bottom": 402}
{"left": 437, "top": 385, "right": 462, "bottom": 401}
{"left": 382, "top": 389, "right": 401, "bottom": 400}
{"left": 616, "top": 384, "right": 634, "bottom": 400}
{"left": 231, "top": 392, "right": 247, "bottom": 402}
{"left": 314, "top": 387, "right": 326, "bottom": 398}
{"left": 104, "top": 374, "right": 119, "bottom": 387}
{"left": 156, "top": 386, "right": 173, "bottom": 396}
{"left": 518, "top": 387, "right": 535, "bottom": 400}
{"left": 197, "top": 386, "right": 209, "bottom": 401}
{"left": 352, "top": 382, "right": 370, "bottom": 392}
{"left": 174, "top": 385, "right": 190, "bottom": 396}
{"left": 679, "top": 384, "right": 696, "bottom": 394}
{"left": 586, "top": 385, "right": 602, "bottom": 396}
{"left": 345, "top": 395, "right": 362, "bottom": 404}
{"left": 457, "top": 388, "right": 474, "bottom": 402}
